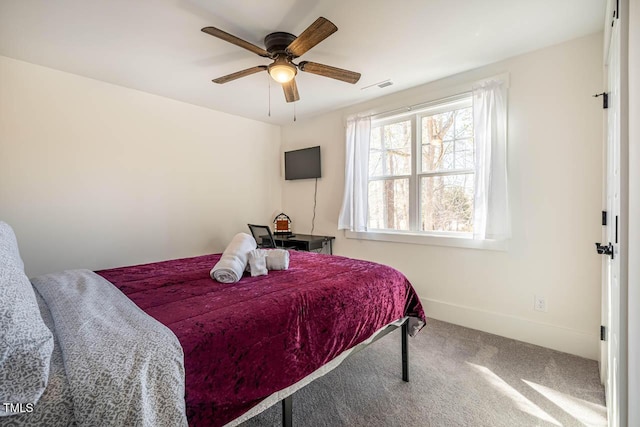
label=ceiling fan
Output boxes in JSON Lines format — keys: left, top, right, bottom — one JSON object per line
{"left": 201, "top": 17, "right": 361, "bottom": 103}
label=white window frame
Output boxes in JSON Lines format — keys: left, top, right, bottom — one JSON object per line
{"left": 345, "top": 93, "right": 507, "bottom": 251}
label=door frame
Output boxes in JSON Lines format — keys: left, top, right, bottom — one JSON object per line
{"left": 628, "top": 1, "right": 640, "bottom": 425}
{"left": 602, "top": 1, "right": 629, "bottom": 426}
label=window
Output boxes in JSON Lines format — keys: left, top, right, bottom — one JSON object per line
{"left": 338, "top": 76, "right": 509, "bottom": 249}
{"left": 367, "top": 96, "right": 475, "bottom": 236}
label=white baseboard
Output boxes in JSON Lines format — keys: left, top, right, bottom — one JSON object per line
{"left": 423, "top": 298, "right": 599, "bottom": 360}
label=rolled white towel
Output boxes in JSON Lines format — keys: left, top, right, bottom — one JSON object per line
{"left": 247, "top": 249, "right": 268, "bottom": 277}
{"left": 265, "top": 249, "right": 290, "bottom": 270}
{"left": 210, "top": 233, "right": 257, "bottom": 283}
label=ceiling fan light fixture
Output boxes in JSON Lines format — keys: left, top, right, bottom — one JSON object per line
{"left": 268, "top": 58, "right": 297, "bottom": 83}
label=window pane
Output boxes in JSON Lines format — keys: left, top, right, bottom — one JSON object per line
{"left": 454, "top": 107, "right": 473, "bottom": 139}
{"left": 381, "top": 120, "right": 411, "bottom": 175}
{"left": 421, "top": 113, "right": 454, "bottom": 172}
{"left": 422, "top": 112, "right": 454, "bottom": 142}
{"left": 454, "top": 139, "right": 474, "bottom": 169}
{"left": 423, "top": 138, "right": 460, "bottom": 172}
{"left": 371, "top": 126, "right": 382, "bottom": 149}
{"left": 369, "top": 120, "right": 411, "bottom": 177}
{"left": 368, "top": 178, "right": 410, "bottom": 231}
{"left": 422, "top": 108, "right": 474, "bottom": 172}
{"left": 420, "top": 174, "right": 474, "bottom": 232}
{"left": 441, "top": 141, "right": 454, "bottom": 169}
{"left": 369, "top": 149, "right": 383, "bottom": 177}
{"left": 385, "top": 146, "right": 411, "bottom": 175}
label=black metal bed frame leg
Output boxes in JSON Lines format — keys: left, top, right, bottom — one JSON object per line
{"left": 402, "top": 320, "right": 409, "bottom": 382}
{"left": 282, "top": 395, "right": 293, "bottom": 427}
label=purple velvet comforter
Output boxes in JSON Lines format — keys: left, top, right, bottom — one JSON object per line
{"left": 96, "top": 251, "right": 425, "bottom": 426}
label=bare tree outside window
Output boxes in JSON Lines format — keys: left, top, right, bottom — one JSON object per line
{"left": 367, "top": 98, "right": 474, "bottom": 234}
{"left": 368, "top": 120, "right": 411, "bottom": 230}
{"left": 420, "top": 106, "right": 474, "bottom": 232}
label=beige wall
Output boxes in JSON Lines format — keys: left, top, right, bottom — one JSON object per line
{"left": 0, "top": 56, "right": 282, "bottom": 277}
{"left": 281, "top": 33, "right": 604, "bottom": 359}
{"left": 0, "top": 33, "right": 605, "bottom": 359}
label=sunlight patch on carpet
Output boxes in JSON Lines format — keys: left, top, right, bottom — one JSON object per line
{"left": 522, "top": 379, "right": 607, "bottom": 427}
{"left": 467, "top": 362, "right": 562, "bottom": 426}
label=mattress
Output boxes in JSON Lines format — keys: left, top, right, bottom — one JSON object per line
{"left": 96, "top": 250, "right": 425, "bottom": 426}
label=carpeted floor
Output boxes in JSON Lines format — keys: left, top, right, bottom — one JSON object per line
{"left": 240, "top": 319, "right": 606, "bottom": 427}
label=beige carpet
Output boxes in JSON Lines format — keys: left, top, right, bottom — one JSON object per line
{"left": 240, "top": 319, "right": 606, "bottom": 427}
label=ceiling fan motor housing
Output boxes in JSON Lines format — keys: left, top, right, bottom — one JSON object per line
{"left": 264, "top": 32, "right": 297, "bottom": 56}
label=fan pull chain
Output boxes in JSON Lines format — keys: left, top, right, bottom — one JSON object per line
{"left": 293, "top": 101, "right": 296, "bottom": 122}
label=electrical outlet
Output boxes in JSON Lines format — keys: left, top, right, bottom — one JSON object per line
{"left": 534, "top": 295, "right": 547, "bottom": 312}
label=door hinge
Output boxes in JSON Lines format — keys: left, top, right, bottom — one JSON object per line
{"left": 593, "top": 92, "right": 608, "bottom": 109}
{"left": 602, "top": 210, "right": 607, "bottom": 226}
{"left": 601, "top": 325, "right": 606, "bottom": 341}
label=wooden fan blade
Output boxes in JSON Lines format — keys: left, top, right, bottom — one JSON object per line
{"left": 202, "top": 27, "right": 271, "bottom": 58}
{"left": 212, "top": 66, "right": 267, "bottom": 84}
{"left": 298, "top": 61, "right": 361, "bottom": 84}
{"left": 282, "top": 78, "right": 300, "bottom": 103}
{"left": 286, "top": 17, "right": 337, "bottom": 58}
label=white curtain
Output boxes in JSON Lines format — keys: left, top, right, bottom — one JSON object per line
{"left": 338, "top": 115, "right": 371, "bottom": 231}
{"left": 472, "top": 78, "right": 510, "bottom": 240}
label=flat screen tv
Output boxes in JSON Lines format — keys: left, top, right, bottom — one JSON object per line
{"left": 284, "top": 146, "right": 321, "bottom": 180}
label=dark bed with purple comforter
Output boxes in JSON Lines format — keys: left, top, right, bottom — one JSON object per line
{"left": 96, "top": 250, "right": 425, "bottom": 427}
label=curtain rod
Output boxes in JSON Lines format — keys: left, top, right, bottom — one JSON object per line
{"left": 356, "top": 90, "right": 472, "bottom": 121}
{"left": 346, "top": 73, "right": 508, "bottom": 124}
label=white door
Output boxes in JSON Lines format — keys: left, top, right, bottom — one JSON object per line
{"left": 603, "top": 2, "right": 624, "bottom": 425}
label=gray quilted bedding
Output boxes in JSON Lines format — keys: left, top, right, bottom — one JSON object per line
{"left": 1, "top": 270, "right": 187, "bottom": 427}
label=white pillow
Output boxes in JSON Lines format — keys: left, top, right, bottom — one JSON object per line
{"left": 0, "top": 222, "right": 54, "bottom": 415}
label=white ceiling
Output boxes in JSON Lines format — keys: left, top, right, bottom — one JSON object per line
{"left": 0, "top": 0, "right": 605, "bottom": 125}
